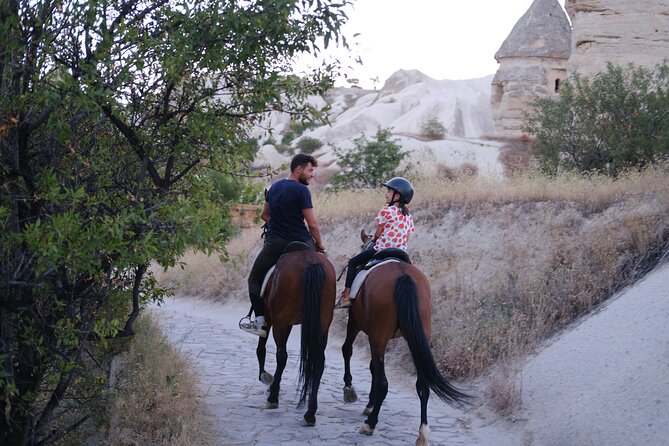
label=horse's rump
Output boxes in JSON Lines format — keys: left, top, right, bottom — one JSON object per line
{"left": 356, "top": 262, "right": 432, "bottom": 340}
{"left": 265, "top": 250, "right": 335, "bottom": 326}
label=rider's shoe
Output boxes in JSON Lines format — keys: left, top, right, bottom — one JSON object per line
{"left": 335, "top": 295, "right": 352, "bottom": 309}
{"left": 240, "top": 316, "right": 267, "bottom": 337}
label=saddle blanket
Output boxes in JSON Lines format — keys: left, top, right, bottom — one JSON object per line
{"left": 350, "top": 259, "right": 400, "bottom": 299}
{"left": 261, "top": 265, "right": 276, "bottom": 297}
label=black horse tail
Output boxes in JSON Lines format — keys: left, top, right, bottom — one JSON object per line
{"left": 394, "top": 275, "right": 470, "bottom": 406}
{"left": 298, "top": 263, "right": 326, "bottom": 407}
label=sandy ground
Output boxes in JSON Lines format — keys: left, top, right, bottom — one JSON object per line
{"left": 471, "top": 261, "right": 669, "bottom": 446}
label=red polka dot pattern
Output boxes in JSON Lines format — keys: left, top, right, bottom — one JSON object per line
{"left": 374, "top": 205, "right": 415, "bottom": 252}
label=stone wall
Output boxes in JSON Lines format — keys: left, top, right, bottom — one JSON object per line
{"left": 491, "top": 59, "right": 566, "bottom": 137}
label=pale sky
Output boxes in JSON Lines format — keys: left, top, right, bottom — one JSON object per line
{"left": 300, "top": 0, "right": 568, "bottom": 89}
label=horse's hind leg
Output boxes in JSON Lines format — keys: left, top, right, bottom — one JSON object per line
{"left": 342, "top": 316, "right": 360, "bottom": 403}
{"left": 360, "top": 350, "right": 388, "bottom": 435}
{"left": 256, "top": 330, "right": 273, "bottom": 385}
{"left": 415, "top": 377, "right": 430, "bottom": 446}
{"left": 363, "top": 359, "right": 375, "bottom": 415}
{"left": 267, "top": 326, "right": 291, "bottom": 409}
{"left": 302, "top": 350, "right": 325, "bottom": 426}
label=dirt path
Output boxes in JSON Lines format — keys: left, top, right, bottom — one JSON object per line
{"left": 152, "top": 299, "right": 494, "bottom": 446}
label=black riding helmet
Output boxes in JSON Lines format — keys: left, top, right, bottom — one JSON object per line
{"left": 383, "top": 177, "right": 414, "bottom": 205}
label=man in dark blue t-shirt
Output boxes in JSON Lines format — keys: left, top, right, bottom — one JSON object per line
{"left": 240, "top": 153, "right": 326, "bottom": 337}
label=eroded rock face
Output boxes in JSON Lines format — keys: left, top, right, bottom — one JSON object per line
{"left": 566, "top": 0, "right": 669, "bottom": 77}
{"left": 491, "top": 0, "right": 571, "bottom": 137}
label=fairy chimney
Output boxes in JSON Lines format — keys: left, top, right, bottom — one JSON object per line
{"left": 566, "top": 0, "right": 669, "bottom": 77}
{"left": 491, "top": 0, "right": 571, "bottom": 137}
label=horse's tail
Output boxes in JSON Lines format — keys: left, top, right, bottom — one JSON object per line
{"left": 394, "top": 275, "right": 470, "bottom": 406}
{"left": 298, "top": 262, "right": 326, "bottom": 407}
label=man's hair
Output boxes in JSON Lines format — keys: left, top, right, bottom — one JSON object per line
{"left": 290, "top": 153, "right": 318, "bottom": 172}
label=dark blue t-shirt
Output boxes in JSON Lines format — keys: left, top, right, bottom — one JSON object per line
{"left": 266, "top": 179, "right": 312, "bottom": 242}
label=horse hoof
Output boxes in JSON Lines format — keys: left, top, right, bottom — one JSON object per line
{"left": 415, "top": 423, "right": 430, "bottom": 446}
{"left": 362, "top": 405, "right": 374, "bottom": 416}
{"left": 343, "top": 386, "right": 358, "bottom": 403}
{"left": 359, "top": 423, "right": 374, "bottom": 435}
{"left": 260, "top": 372, "right": 273, "bottom": 385}
{"left": 301, "top": 416, "right": 316, "bottom": 427}
{"left": 266, "top": 401, "right": 278, "bottom": 409}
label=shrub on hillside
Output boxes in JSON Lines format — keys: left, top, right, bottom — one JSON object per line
{"left": 524, "top": 62, "right": 669, "bottom": 175}
{"left": 420, "top": 117, "right": 447, "bottom": 140}
{"left": 296, "top": 136, "right": 324, "bottom": 154}
{"left": 281, "top": 120, "right": 317, "bottom": 145}
{"left": 330, "top": 127, "right": 409, "bottom": 189}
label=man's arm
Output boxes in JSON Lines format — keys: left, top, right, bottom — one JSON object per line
{"left": 302, "top": 207, "right": 325, "bottom": 253}
{"left": 260, "top": 201, "right": 270, "bottom": 224}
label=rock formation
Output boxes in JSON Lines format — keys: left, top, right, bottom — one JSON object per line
{"left": 566, "top": 0, "right": 669, "bottom": 77}
{"left": 491, "top": 0, "right": 572, "bottom": 137}
{"left": 492, "top": 0, "right": 669, "bottom": 138}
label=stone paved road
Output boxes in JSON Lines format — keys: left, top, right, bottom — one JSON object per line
{"left": 152, "top": 298, "right": 489, "bottom": 446}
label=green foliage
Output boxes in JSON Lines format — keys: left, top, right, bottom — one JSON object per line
{"left": 296, "top": 136, "right": 324, "bottom": 154}
{"left": 280, "top": 120, "right": 318, "bottom": 145}
{"left": 207, "top": 172, "right": 265, "bottom": 205}
{"left": 420, "top": 117, "right": 447, "bottom": 139}
{"left": 0, "top": 0, "right": 350, "bottom": 443}
{"left": 524, "top": 62, "right": 669, "bottom": 175}
{"left": 330, "top": 128, "right": 409, "bottom": 189}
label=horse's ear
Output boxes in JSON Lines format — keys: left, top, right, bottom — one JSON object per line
{"left": 361, "top": 229, "right": 368, "bottom": 242}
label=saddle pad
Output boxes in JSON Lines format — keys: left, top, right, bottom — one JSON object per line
{"left": 350, "top": 259, "right": 400, "bottom": 299}
{"left": 261, "top": 265, "right": 276, "bottom": 297}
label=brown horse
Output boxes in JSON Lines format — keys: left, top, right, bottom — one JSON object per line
{"left": 341, "top": 232, "right": 469, "bottom": 445}
{"left": 254, "top": 249, "right": 336, "bottom": 426}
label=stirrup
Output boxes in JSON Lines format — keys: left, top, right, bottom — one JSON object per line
{"left": 239, "top": 317, "right": 268, "bottom": 337}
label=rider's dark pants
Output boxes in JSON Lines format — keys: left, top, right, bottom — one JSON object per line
{"left": 248, "top": 234, "right": 315, "bottom": 318}
{"left": 344, "top": 244, "right": 376, "bottom": 289}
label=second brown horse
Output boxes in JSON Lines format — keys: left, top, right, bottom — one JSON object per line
{"left": 341, "top": 251, "right": 469, "bottom": 445}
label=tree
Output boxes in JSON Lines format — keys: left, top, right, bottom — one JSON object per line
{"left": 524, "top": 62, "right": 669, "bottom": 175}
{"left": 0, "top": 1, "right": 350, "bottom": 444}
{"left": 330, "top": 128, "right": 409, "bottom": 189}
{"left": 420, "top": 117, "right": 447, "bottom": 140}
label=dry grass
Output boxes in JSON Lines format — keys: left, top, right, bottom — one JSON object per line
{"left": 105, "top": 315, "right": 218, "bottom": 445}
{"left": 151, "top": 226, "right": 262, "bottom": 302}
{"left": 317, "top": 162, "right": 669, "bottom": 377}
{"left": 485, "top": 363, "right": 521, "bottom": 416}
{"left": 498, "top": 139, "right": 537, "bottom": 175}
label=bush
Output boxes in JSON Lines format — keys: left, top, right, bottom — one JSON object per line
{"left": 296, "top": 136, "right": 324, "bottom": 154}
{"left": 420, "top": 117, "right": 447, "bottom": 140}
{"left": 524, "top": 62, "right": 669, "bottom": 175}
{"left": 281, "top": 120, "right": 317, "bottom": 145}
{"left": 208, "top": 172, "right": 264, "bottom": 205}
{"left": 330, "top": 128, "right": 409, "bottom": 189}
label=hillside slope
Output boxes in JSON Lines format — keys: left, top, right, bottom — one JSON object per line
{"left": 251, "top": 70, "right": 501, "bottom": 177}
{"left": 512, "top": 261, "right": 669, "bottom": 445}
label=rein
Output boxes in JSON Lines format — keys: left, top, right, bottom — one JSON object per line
{"left": 336, "top": 265, "right": 347, "bottom": 282}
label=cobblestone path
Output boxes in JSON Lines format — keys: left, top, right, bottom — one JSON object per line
{"left": 153, "top": 298, "right": 487, "bottom": 446}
